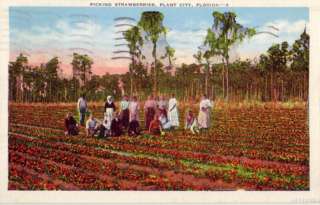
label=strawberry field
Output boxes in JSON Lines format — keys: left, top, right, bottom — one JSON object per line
{"left": 8, "top": 103, "right": 309, "bottom": 190}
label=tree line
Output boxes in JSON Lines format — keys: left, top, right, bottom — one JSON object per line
{"left": 8, "top": 11, "right": 309, "bottom": 103}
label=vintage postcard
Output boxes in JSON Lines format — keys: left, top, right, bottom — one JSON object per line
{"left": 0, "top": 0, "right": 320, "bottom": 204}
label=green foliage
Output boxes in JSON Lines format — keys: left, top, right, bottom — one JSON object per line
{"left": 161, "top": 46, "right": 176, "bottom": 68}
{"left": 9, "top": 54, "right": 28, "bottom": 101}
{"left": 71, "top": 52, "right": 93, "bottom": 87}
{"left": 200, "top": 11, "right": 257, "bottom": 100}
{"left": 211, "top": 11, "right": 256, "bottom": 60}
{"left": 45, "top": 57, "right": 60, "bottom": 101}
{"left": 130, "top": 62, "right": 152, "bottom": 96}
{"left": 124, "top": 26, "right": 144, "bottom": 58}
{"left": 124, "top": 26, "right": 144, "bottom": 95}
{"left": 138, "top": 11, "right": 168, "bottom": 94}
{"left": 8, "top": 12, "right": 308, "bottom": 103}
{"left": 290, "top": 28, "right": 309, "bottom": 72}
{"left": 138, "top": 11, "right": 166, "bottom": 45}
{"left": 204, "top": 28, "right": 222, "bottom": 58}
{"left": 259, "top": 41, "right": 290, "bottom": 73}
{"left": 193, "top": 50, "right": 204, "bottom": 65}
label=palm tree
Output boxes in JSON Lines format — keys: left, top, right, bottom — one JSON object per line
{"left": 138, "top": 11, "right": 167, "bottom": 94}
{"left": 211, "top": 11, "right": 256, "bottom": 101}
{"left": 124, "top": 26, "right": 143, "bottom": 96}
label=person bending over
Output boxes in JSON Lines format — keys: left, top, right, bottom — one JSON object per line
{"left": 64, "top": 112, "right": 79, "bottom": 136}
{"left": 149, "top": 114, "right": 162, "bottom": 135}
{"left": 86, "top": 114, "right": 100, "bottom": 137}
{"left": 185, "top": 110, "right": 199, "bottom": 134}
{"left": 128, "top": 119, "right": 140, "bottom": 136}
{"left": 111, "top": 112, "right": 123, "bottom": 137}
{"left": 159, "top": 109, "right": 171, "bottom": 130}
{"left": 96, "top": 112, "right": 109, "bottom": 138}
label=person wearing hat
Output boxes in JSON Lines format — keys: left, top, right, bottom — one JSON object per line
{"left": 104, "top": 95, "right": 116, "bottom": 131}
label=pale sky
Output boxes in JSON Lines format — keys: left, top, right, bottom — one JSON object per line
{"left": 9, "top": 7, "right": 309, "bottom": 77}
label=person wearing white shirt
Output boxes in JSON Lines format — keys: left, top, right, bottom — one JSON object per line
{"left": 104, "top": 95, "right": 116, "bottom": 131}
{"left": 120, "top": 95, "right": 130, "bottom": 129}
{"left": 86, "top": 114, "right": 100, "bottom": 137}
{"left": 77, "top": 94, "right": 87, "bottom": 126}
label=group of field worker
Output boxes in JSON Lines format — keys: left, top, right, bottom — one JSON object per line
{"left": 64, "top": 93, "right": 213, "bottom": 138}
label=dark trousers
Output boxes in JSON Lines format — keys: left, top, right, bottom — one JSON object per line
{"left": 128, "top": 120, "right": 140, "bottom": 136}
{"left": 97, "top": 125, "right": 107, "bottom": 138}
{"left": 79, "top": 107, "right": 86, "bottom": 126}
{"left": 68, "top": 125, "right": 79, "bottom": 136}
{"left": 120, "top": 109, "right": 130, "bottom": 129}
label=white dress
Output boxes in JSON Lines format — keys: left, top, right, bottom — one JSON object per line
{"left": 105, "top": 108, "right": 114, "bottom": 130}
{"left": 198, "top": 99, "right": 213, "bottom": 129}
{"left": 159, "top": 115, "right": 171, "bottom": 130}
{"left": 168, "top": 98, "right": 179, "bottom": 127}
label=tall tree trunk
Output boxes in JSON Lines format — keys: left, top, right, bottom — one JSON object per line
{"left": 246, "top": 83, "right": 249, "bottom": 100}
{"left": 83, "top": 65, "right": 86, "bottom": 88}
{"left": 153, "top": 43, "right": 157, "bottom": 95}
{"left": 304, "top": 72, "right": 307, "bottom": 101}
{"left": 191, "top": 81, "right": 194, "bottom": 99}
{"left": 270, "top": 71, "right": 274, "bottom": 102}
{"left": 250, "top": 84, "right": 253, "bottom": 101}
{"left": 130, "top": 56, "right": 134, "bottom": 96}
{"left": 225, "top": 57, "right": 229, "bottom": 101}
{"left": 49, "top": 80, "right": 51, "bottom": 102}
{"left": 205, "top": 63, "right": 209, "bottom": 96}
{"left": 222, "top": 63, "right": 225, "bottom": 100}
{"left": 211, "top": 69, "right": 215, "bottom": 100}
{"left": 281, "top": 79, "right": 284, "bottom": 101}
{"left": 264, "top": 76, "right": 268, "bottom": 101}
{"left": 20, "top": 73, "right": 24, "bottom": 102}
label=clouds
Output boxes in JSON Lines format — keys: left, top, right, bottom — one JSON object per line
{"left": 9, "top": 8, "right": 309, "bottom": 76}
{"left": 237, "top": 19, "right": 308, "bottom": 60}
{"left": 166, "top": 21, "right": 209, "bottom": 65}
{"left": 265, "top": 19, "right": 307, "bottom": 34}
{"left": 166, "top": 19, "right": 306, "bottom": 65}
{"left": 165, "top": 18, "right": 308, "bottom": 65}
{"left": 56, "top": 19, "right": 103, "bottom": 37}
{"left": 10, "top": 16, "right": 127, "bottom": 76}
